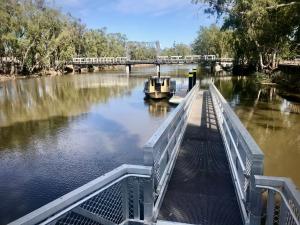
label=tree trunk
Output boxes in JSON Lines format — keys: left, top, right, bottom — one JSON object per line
{"left": 21, "top": 41, "right": 35, "bottom": 74}
{"left": 259, "top": 53, "right": 266, "bottom": 71}
{"left": 10, "top": 63, "right": 15, "bottom": 75}
{"left": 272, "top": 52, "right": 277, "bottom": 69}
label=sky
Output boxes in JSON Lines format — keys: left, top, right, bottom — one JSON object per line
{"left": 54, "top": 0, "right": 218, "bottom": 48}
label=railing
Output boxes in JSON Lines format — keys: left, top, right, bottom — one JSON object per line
{"left": 209, "top": 83, "right": 264, "bottom": 225}
{"left": 71, "top": 57, "right": 234, "bottom": 65}
{"left": 9, "top": 165, "right": 152, "bottom": 225}
{"left": 144, "top": 84, "right": 199, "bottom": 219}
{"left": 255, "top": 176, "right": 300, "bottom": 225}
{"left": 279, "top": 60, "right": 300, "bottom": 66}
{"left": 73, "top": 57, "right": 128, "bottom": 64}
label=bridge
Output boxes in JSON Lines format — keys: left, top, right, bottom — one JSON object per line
{"left": 71, "top": 56, "right": 234, "bottom": 74}
{"left": 9, "top": 82, "right": 300, "bottom": 225}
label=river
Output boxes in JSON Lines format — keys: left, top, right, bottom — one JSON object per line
{"left": 0, "top": 65, "right": 193, "bottom": 224}
{"left": 214, "top": 76, "right": 300, "bottom": 188}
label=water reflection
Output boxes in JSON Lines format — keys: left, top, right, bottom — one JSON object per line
{"left": 215, "top": 77, "right": 300, "bottom": 187}
{"left": 144, "top": 98, "right": 174, "bottom": 117}
{"left": 0, "top": 74, "right": 138, "bottom": 127}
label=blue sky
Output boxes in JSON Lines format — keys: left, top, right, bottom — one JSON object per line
{"left": 55, "top": 0, "right": 217, "bottom": 48}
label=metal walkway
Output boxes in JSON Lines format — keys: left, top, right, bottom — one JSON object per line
{"left": 158, "top": 91, "right": 243, "bottom": 225}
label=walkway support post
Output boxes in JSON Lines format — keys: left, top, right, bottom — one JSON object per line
{"left": 192, "top": 68, "right": 197, "bottom": 86}
{"left": 156, "top": 64, "right": 160, "bottom": 76}
{"left": 125, "top": 64, "right": 131, "bottom": 75}
{"left": 188, "top": 72, "right": 194, "bottom": 91}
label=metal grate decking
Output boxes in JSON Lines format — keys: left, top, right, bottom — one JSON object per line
{"left": 158, "top": 90, "right": 243, "bottom": 225}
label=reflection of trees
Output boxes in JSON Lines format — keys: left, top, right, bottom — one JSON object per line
{"left": 0, "top": 115, "right": 69, "bottom": 150}
{"left": 0, "top": 113, "right": 143, "bottom": 224}
{"left": 216, "top": 77, "right": 279, "bottom": 105}
{"left": 215, "top": 76, "right": 300, "bottom": 135}
{"left": 0, "top": 75, "right": 141, "bottom": 127}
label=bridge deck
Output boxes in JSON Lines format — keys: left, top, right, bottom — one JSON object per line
{"left": 158, "top": 90, "right": 243, "bottom": 225}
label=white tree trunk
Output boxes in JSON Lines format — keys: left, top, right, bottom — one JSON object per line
{"left": 259, "top": 53, "right": 266, "bottom": 71}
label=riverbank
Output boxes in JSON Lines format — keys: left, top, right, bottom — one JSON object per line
{"left": 0, "top": 64, "right": 163, "bottom": 83}
{"left": 0, "top": 72, "right": 61, "bottom": 83}
{"left": 0, "top": 74, "right": 16, "bottom": 82}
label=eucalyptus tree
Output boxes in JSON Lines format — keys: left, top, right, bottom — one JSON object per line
{"left": 192, "top": 25, "right": 233, "bottom": 57}
{"left": 106, "top": 33, "right": 127, "bottom": 57}
{"left": 161, "top": 43, "right": 192, "bottom": 56}
{"left": 192, "top": 0, "right": 300, "bottom": 71}
{"left": 129, "top": 44, "right": 157, "bottom": 60}
{"left": 0, "top": 0, "right": 128, "bottom": 75}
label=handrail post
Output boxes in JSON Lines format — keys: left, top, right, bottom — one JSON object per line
{"left": 143, "top": 174, "right": 154, "bottom": 224}
{"left": 143, "top": 146, "right": 155, "bottom": 223}
{"left": 144, "top": 146, "right": 154, "bottom": 167}
{"left": 265, "top": 190, "right": 275, "bottom": 225}
{"left": 249, "top": 158, "right": 264, "bottom": 225}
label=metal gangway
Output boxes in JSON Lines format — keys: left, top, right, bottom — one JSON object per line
{"left": 10, "top": 83, "right": 300, "bottom": 225}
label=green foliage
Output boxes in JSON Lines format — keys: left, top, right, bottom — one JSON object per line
{"left": 192, "top": 25, "right": 233, "bottom": 57}
{"left": 128, "top": 43, "right": 157, "bottom": 60}
{"left": 193, "top": 0, "right": 300, "bottom": 71}
{"left": 0, "top": 0, "right": 128, "bottom": 75}
{"left": 161, "top": 43, "right": 192, "bottom": 56}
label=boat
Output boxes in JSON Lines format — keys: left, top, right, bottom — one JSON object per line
{"left": 144, "top": 75, "right": 176, "bottom": 99}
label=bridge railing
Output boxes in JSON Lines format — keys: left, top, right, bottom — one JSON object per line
{"left": 279, "top": 60, "right": 300, "bottom": 66}
{"left": 209, "top": 83, "right": 264, "bottom": 225}
{"left": 71, "top": 57, "right": 234, "bottom": 65}
{"left": 144, "top": 84, "right": 199, "bottom": 219}
{"left": 255, "top": 175, "right": 300, "bottom": 225}
{"left": 73, "top": 57, "right": 128, "bottom": 64}
{"left": 9, "top": 165, "right": 153, "bottom": 225}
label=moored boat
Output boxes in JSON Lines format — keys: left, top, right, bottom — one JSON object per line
{"left": 144, "top": 76, "right": 176, "bottom": 99}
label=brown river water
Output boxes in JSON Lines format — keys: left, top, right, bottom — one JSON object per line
{"left": 214, "top": 76, "right": 300, "bottom": 188}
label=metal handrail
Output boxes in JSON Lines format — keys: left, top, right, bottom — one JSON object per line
{"left": 144, "top": 84, "right": 199, "bottom": 219}
{"left": 255, "top": 175, "right": 300, "bottom": 225}
{"left": 209, "top": 83, "right": 264, "bottom": 225}
{"left": 9, "top": 165, "right": 152, "bottom": 225}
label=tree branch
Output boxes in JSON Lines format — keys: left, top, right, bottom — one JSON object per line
{"left": 266, "top": 2, "right": 300, "bottom": 9}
